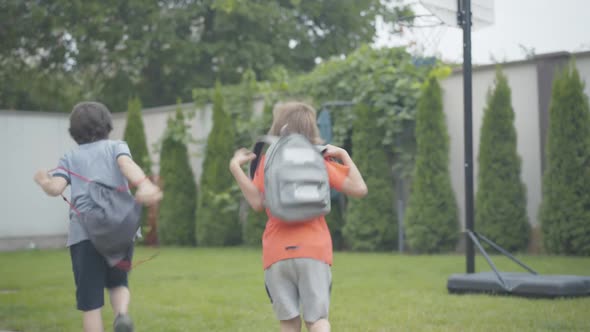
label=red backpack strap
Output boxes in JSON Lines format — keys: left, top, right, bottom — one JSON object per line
{"left": 49, "top": 167, "right": 148, "bottom": 214}
{"left": 50, "top": 166, "right": 147, "bottom": 192}
{"left": 51, "top": 166, "right": 93, "bottom": 183}
{"left": 49, "top": 167, "right": 89, "bottom": 216}
{"left": 59, "top": 195, "right": 81, "bottom": 216}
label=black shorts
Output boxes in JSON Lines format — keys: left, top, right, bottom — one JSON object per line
{"left": 69, "top": 240, "right": 133, "bottom": 311}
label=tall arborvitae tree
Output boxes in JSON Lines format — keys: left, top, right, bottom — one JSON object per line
{"left": 196, "top": 83, "right": 240, "bottom": 246}
{"left": 476, "top": 69, "right": 529, "bottom": 252}
{"left": 123, "top": 97, "right": 152, "bottom": 236}
{"left": 157, "top": 106, "right": 197, "bottom": 245}
{"left": 243, "top": 99, "right": 274, "bottom": 246}
{"left": 123, "top": 97, "right": 152, "bottom": 174}
{"left": 343, "top": 103, "right": 397, "bottom": 251}
{"left": 404, "top": 76, "right": 459, "bottom": 253}
{"left": 540, "top": 62, "right": 590, "bottom": 255}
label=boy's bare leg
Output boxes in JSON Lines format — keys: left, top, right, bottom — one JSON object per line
{"left": 280, "top": 316, "right": 302, "bottom": 332}
{"left": 109, "top": 286, "right": 130, "bottom": 314}
{"left": 306, "top": 319, "right": 330, "bottom": 332}
{"left": 83, "top": 308, "right": 103, "bottom": 332}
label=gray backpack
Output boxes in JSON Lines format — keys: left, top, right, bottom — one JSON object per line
{"left": 250, "top": 134, "right": 331, "bottom": 221}
{"left": 53, "top": 167, "right": 141, "bottom": 269}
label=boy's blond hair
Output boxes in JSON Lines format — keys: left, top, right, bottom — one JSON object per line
{"left": 268, "top": 102, "right": 323, "bottom": 144}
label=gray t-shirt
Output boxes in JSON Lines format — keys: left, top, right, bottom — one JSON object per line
{"left": 52, "top": 139, "right": 132, "bottom": 246}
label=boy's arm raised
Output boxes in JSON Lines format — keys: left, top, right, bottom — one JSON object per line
{"left": 117, "top": 155, "right": 162, "bottom": 206}
{"left": 324, "top": 145, "right": 368, "bottom": 198}
{"left": 229, "top": 148, "right": 264, "bottom": 211}
{"left": 34, "top": 170, "right": 68, "bottom": 196}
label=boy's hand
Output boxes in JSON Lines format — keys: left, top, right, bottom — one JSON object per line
{"left": 323, "top": 144, "right": 348, "bottom": 160}
{"left": 135, "top": 181, "right": 163, "bottom": 206}
{"left": 34, "top": 169, "right": 50, "bottom": 186}
{"left": 230, "top": 148, "right": 256, "bottom": 167}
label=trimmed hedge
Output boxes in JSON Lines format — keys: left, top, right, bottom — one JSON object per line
{"left": 196, "top": 83, "right": 241, "bottom": 246}
{"left": 475, "top": 68, "right": 529, "bottom": 252}
{"left": 343, "top": 103, "right": 397, "bottom": 251}
{"left": 157, "top": 107, "right": 197, "bottom": 246}
{"left": 404, "top": 76, "right": 459, "bottom": 253}
{"left": 540, "top": 62, "right": 590, "bottom": 255}
{"left": 123, "top": 97, "right": 152, "bottom": 174}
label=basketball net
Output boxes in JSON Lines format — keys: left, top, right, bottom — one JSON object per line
{"left": 400, "top": 16, "right": 448, "bottom": 58}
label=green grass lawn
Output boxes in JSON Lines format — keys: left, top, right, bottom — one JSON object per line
{"left": 1, "top": 247, "right": 589, "bottom": 331}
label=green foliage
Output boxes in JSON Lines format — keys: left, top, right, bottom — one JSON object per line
{"left": 224, "top": 69, "right": 260, "bottom": 146}
{"left": 157, "top": 106, "right": 197, "bottom": 246}
{"left": 123, "top": 97, "right": 152, "bottom": 174}
{"left": 343, "top": 103, "right": 397, "bottom": 251}
{"left": 0, "top": 66, "right": 84, "bottom": 112}
{"left": 192, "top": 47, "right": 428, "bottom": 179}
{"left": 325, "top": 196, "right": 346, "bottom": 250}
{"left": 540, "top": 62, "right": 590, "bottom": 255}
{"left": 243, "top": 209, "right": 266, "bottom": 247}
{"left": 2, "top": 1, "right": 413, "bottom": 112}
{"left": 404, "top": 76, "right": 459, "bottom": 253}
{"left": 289, "top": 46, "right": 427, "bottom": 179}
{"left": 196, "top": 83, "right": 241, "bottom": 246}
{"left": 476, "top": 69, "right": 529, "bottom": 252}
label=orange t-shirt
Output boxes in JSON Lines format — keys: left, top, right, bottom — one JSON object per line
{"left": 253, "top": 156, "right": 349, "bottom": 269}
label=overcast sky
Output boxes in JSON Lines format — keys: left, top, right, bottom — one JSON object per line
{"left": 375, "top": 0, "right": 590, "bottom": 64}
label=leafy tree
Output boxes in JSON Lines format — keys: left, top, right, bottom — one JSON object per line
{"left": 224, "top": 69, "right": 260, "bottom": 147}
{"left": 475, "top": 69, "right": 529, "bottom": 252}
{"left": 123, "top": 97, "right": 152, "bottom": 237}
{"left": 289, "top": 46, "right": 427, "bottom": 180}
{"left": 343, "top": 103, "right": 397, "bottom": 251}
{"left": 196, "top": 82, "right": 240, "bottom": 246}
{"left": 1, "top": 0, "right": 413, "bottom": 112}
{"left": 403, "top": 76, "right": 459, "bottom": 253}
{"left": 540, "top": 62, "right": 590, "bottom": 255}
{"left": 157, "top": 106, "right": 197, "bottom": 246}
{"left": 0, "top": 65, "right": 84, "bottom": 112}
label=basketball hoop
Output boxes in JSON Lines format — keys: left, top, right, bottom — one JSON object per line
{"left": 420, "top": 0, "right": 494, "bottom": 29}
{"left": 402, "top": 20, "right": 448, "bottom": 57}
{"left": 395, "top": 0, "right": 494, "bottom": 57}
{"left": 396, "top": 7, "right": 448, "bottom": 57}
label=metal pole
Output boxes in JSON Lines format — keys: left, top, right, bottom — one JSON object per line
{"left": 459, "top": 0, "right": 475, "bottom": 274}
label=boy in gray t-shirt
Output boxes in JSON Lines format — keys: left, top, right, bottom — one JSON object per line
{"left": 34, "top": 102, "right": 162, "bottom": 332}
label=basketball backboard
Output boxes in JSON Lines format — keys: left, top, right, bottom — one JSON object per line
{"left": 419, "top": 0, "right": 494, "bottom": 30}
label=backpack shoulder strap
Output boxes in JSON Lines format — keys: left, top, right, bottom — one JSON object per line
{"left": 315, "top": 145, "right": 327, "bottom": 155}
{"left": 52, "top": 166, "right": 92, "bottom": 183}
{"left": 249, "top": 135, "right": 279, "bottom": 179}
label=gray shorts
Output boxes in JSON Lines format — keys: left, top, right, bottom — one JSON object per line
{"left": 264, "top": 258, "right": 332, "bottom": 323}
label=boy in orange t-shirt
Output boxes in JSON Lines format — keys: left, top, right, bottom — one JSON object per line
{"left": 229, "top": 102, "right": 367, "bottom": 332}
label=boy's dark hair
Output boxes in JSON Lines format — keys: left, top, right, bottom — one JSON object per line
{"left": 69, "top": 102, "right": 113, "bottom": 144}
